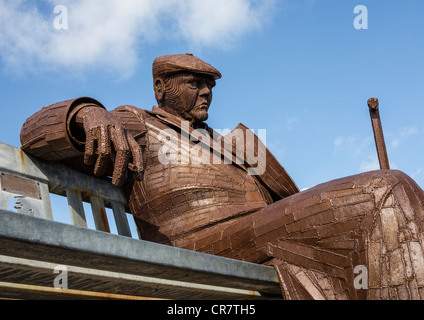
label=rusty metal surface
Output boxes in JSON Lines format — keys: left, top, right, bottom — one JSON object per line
{"left": 19, "top": 54, "right": 424, "bottom": 299}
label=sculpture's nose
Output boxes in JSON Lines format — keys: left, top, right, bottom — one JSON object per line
{"left": 198, "top": 81, "right": 211, "bottom": 97}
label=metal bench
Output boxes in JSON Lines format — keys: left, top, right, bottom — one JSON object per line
{"left": 0, "top": 142, "right": 281, "bottom": 300}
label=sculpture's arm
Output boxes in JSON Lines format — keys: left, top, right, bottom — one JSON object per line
{"left": 20, "top": 97, "right": 105, "bottom": 161}
{"left": 20, "top": 98, "right": 144, "bottom": 186}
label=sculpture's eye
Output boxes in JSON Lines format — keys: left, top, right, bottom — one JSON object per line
{"left": 187, "top": 80, "right": 198, "bottom": 89}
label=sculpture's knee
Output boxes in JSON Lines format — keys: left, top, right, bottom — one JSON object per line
{"left": 352, "top": 170, "right": 421, "bottom": 213}
{"left": 353, "top": 169, "right": 424, "bottom": 235}
{"left": 330, "top": 170, "right": 424, "bottom": 299}
{"left": 262, "top": 170, "right": 424, "bottom": 299}
{"left": 368, "top": 170, "right": 423, "bottom": 221}
{"left": 361, "top": 170, "right": 424, "bottom": 299}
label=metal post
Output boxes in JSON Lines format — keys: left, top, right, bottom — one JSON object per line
{"left": 368, "top": 97, "right": 390, "bottom": 170}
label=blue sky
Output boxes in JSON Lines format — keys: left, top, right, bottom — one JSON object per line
{"left": 1, "top": 0, "right": 424, "bottom": 200}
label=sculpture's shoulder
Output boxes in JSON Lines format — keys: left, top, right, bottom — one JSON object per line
{"left": 110, "top": 105, "right": 154, "bottom": 140}
{"left": 111, "top": 105, "right": 180, "bottom": 142}
{"left": 113, "top": 105, "right": 149, "bottom": 123}
{"left": 112, "top": 105, "right": 175, "bottom": 128}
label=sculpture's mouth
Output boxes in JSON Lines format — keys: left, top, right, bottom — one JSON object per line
{"left": 195, "top": 103, "right": 209, "bottom": 111}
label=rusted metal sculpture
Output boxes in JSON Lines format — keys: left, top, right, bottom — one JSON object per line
{"left": 20, "top": 54, "right": 424, "bottom": 300}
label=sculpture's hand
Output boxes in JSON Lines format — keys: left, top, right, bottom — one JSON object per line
{"left": 78, "top": 107, "right": 143, "bottom": 187}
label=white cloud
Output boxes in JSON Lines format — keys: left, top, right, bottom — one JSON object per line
{"left": 332, "top": 134, "right": 401, "bottom": 172}
{"left": 333, "top": 135, "right": 363, "bottom": 154}
{"left": 391, "top": 138, "right": 400, "bottom": 148}
{"left": 400, "top": 126, "right": 418, "bottom": 137}
{"left": 0, "top": 0, "right": 276, "bottom": 78}
{"left": 333, "top": 136, "right": 344, "bottom": 149}
{"left": 412, "top": 168, "right": 423, "bottom": 178}
{"left": 389, "top": 126, "right": 418, "bottom": 149}
{"left": 359, "top": 157, "right": 380, "bottom": 172}
{"left": 174, "top": 0, "right": 274, "bottom": 47}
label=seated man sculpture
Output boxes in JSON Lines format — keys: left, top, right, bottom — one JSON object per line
{"left": 20, "top": 53, "right": 424, "bottom": 300}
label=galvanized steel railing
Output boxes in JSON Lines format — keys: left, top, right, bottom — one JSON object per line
{"left": 0, "top": 141, "right": 282, "bottom": 299}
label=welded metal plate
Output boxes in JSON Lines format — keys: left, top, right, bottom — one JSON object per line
{"left": 0, "top": 171, "right": 41, "bottom": 200}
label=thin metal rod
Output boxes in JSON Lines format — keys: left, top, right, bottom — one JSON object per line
{"left": 368, "top": 97, "right": 390, "bottom": 170}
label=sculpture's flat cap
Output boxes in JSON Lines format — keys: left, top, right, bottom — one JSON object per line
{"left": 153, "top": 53, "right": 222, "bottom": 80}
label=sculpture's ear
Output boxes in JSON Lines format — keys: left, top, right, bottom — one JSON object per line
{"left": 154, "top": 77, "right": 165, "bottom": 104}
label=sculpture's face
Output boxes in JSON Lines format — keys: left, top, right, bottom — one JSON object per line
{"left": 161, "top": 72, "right": 216, "bottom": 124}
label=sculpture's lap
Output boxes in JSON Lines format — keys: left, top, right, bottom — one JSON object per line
{"left": 184, "top": 169, "right": 424, "bottom": 299}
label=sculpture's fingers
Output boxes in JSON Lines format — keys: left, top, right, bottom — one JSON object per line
{"left": 84, "top": 128, "right": 97, "bottom": 166}
{"left": 110, "top": 126, "right": 130, "bottom": 187}
{"left": 94, "top": 126, "right": 112, "bottom": 176}
{"left": 126, "top": 132, "right": 144, "bottom": 181}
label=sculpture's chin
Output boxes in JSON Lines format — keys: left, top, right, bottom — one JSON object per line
{"left": 191, "top": 109, "right": 208, "bottom": 123}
